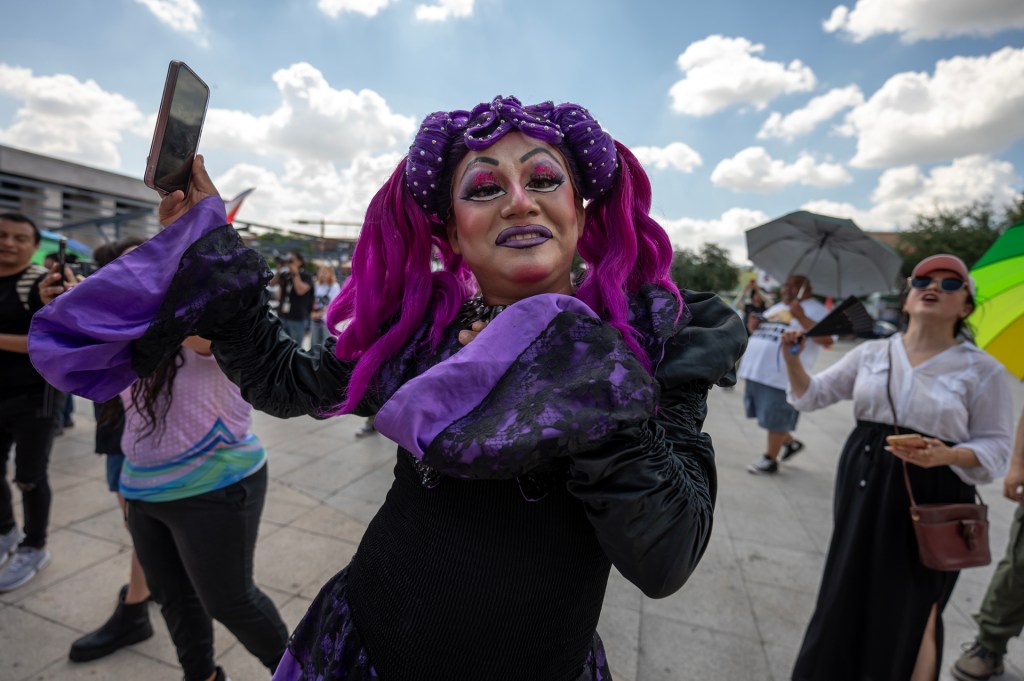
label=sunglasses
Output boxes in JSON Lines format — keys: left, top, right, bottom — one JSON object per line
{"left": 909, "top": 275, "right": 966, "bottom": 293}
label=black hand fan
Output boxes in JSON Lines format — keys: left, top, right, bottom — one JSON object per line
{"left": 805, "top": 296, "right": 876, "bottom": 338}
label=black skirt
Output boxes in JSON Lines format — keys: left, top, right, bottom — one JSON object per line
{"left": 793, "top": 421, "right": 976, "bottom": 681}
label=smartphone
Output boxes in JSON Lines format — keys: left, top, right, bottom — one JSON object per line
{"left": 144, "top": 60, "right": 210, "bottom": 196}
{"left": 57, "top": 237, "right": 68, "bottom": 283}
{"left": 886, "top": 433, "right": 927, "bottom": 448}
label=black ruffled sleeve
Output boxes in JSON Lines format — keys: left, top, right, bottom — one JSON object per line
{"left": 566, "top": 290, "right": 747, "bottom": 598}
{"left": 202, "top": 289, "right": 363, "bottom": 419}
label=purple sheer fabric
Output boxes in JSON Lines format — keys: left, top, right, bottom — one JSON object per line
{"left": 28, "top": 197, "right": 227, "bottom": 401}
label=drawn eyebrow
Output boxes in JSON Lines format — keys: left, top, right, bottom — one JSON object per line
{"left": 460, "top": 156, "right": 499, "bottom": 180}
{"left": 520, "top": 148, "right": 562, "bottom": 165}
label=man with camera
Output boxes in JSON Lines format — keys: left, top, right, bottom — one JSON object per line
{"left": 270, "top": 250, "right": 314, "bottom": 347}
{"left": 0, "top": 213, "right": 64, "bottom": 591}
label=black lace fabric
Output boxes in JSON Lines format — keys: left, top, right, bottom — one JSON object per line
{"left": 132, "top": 224, "right": 272, "bottom": 378}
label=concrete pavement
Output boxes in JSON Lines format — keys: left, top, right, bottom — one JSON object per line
{"left": 2, "top": 339, "right": 1022, "bottom": 680}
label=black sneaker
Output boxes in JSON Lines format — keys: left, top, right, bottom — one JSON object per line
{"left": 780, "top": 439, "right": 804, "bottom": 461}
{"left": 747, "top": 455, "right": 778, "bottom": 475}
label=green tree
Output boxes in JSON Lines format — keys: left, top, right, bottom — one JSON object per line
{"left": 896, "top": 200, "right": 1003, "bottom": 276}
{"left": 1003, "top": 193, "right": 1024, "bottom": 229}
{"left": 670, "top": 242, "right": 740, "bottom": 293}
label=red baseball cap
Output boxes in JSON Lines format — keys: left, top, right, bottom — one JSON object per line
{"left": 911, "top": 254, "right": 975, "bottom": 297}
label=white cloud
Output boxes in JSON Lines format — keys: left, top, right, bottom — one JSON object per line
{"left": 758, "top": 85, "right": 864, "bottom": 141}
{"left": 656, "top": 207, "right": 770, "bottom": 264}
{"left": 415, "top": 0, "right": 474, "bottom": 21}
{"left": 669, "top": 35, "right": 816, "bottom": 116}
{"left": 801, "top": 155, "right": 1021, "bottom": 230}
{"left": 632, "top": 142, "right": 703, "bottom": 173}
{"left": 711, "top": 147, "right": 852, "bottom": 193}
{"left": 823, "top": 0, "right": 1024, "bottom": 42}
{"left": 202, "top": 63, "right": 416, "bottom": 164}
{"left": 134, "top": 0, "right": 205, "bottom": 41}
{"left": 844, "top": 47, "right": 1024, "bottom": 168}
{"left": 216, "top": 152, "right": 403, "bottom": 236}
{"left": 0, "top": 64, "right": 144, "bottom": 169}
{"left": 318, "top": 0, "right": 395, "bottom": 18}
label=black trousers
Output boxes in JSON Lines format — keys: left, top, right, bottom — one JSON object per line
{"left": 0, "top": 386, "right": 61, "bottom": 549}
{"left": 127, "top": 464, "right": 288, "bottom": 681}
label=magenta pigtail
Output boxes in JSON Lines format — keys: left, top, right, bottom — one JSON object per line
{"left": 327, "top": 162, "right": 469, "bottom": 413}
{"left": 576, "top": 142, "right": 682, "bottom": 371}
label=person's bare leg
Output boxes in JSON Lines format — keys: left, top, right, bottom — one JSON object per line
{"left": 125, "top": 550, "right": 150, "bottom": 604}
{"left": 117, "top": 493, "right": 150, "bottom": 604}
{"left": 767, "top": 431, "right": 789, "bottom": 462}
{"left": 911, "top": 603, "right": 938, "bottom": 681}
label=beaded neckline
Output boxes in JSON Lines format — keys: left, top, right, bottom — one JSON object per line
{"left": 458, "top": 297, "right": 508, "bottom": 325}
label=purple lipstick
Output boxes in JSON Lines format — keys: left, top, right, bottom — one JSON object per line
{"left": 495, "top": 224, "right": 553, "bottom": 249}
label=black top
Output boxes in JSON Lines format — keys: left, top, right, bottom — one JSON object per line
{"left": 0, "top": 266, "right": 45, "bottom": 398}
{"left": 278, "top": 271, "right": 315, "bottom": 321}
{"left": 348, "top": 452, "right": 610, "bottom": 680}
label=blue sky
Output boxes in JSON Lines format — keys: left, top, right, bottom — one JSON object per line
{"left": 3, "top": 0, "right": 1023, "bottom": 261}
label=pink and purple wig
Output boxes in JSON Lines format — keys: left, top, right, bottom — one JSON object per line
{"left": 327, "top": 96, "right": 680, "bottom": 413}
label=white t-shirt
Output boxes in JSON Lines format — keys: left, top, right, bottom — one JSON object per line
{"left": 737, "top": 298, "right": 829, "bottom": 390}
{"left": 788, "top": 335, "right": 1013, "bottom": 485}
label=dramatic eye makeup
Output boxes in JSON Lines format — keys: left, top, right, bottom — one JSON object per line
{"left": 527, "top": 161, "right": 565, "bottom": 192}
{"left": 459, "top": 170, "right": 504, "bottom": 201}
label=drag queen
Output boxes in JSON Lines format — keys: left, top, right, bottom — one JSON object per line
{"left": 30, "top": 96, "right": 746, "bottom": 680}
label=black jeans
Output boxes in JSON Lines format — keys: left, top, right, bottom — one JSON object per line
{"left": 0, "top": 386, "right": 61, "bottom": 549}
{"left": 127, "top": 464, "right": 288, "bottom": 681}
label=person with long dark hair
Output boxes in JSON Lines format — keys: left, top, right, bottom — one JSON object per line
{"left": 113, "top": 335, "right": 288, "bottom": 681}
{"left": 779, "top": 254, "right": 1014, "bottom": 681}
{"left": 30, "top": 96, "right": 747, "bottom": 680}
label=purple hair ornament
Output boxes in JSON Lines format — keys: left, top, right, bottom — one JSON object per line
{"left": 405, "top": 95, "right": 620, "bottom": 217}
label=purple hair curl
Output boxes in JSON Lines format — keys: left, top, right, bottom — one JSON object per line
{"left": 327, "top": 97, "right": 681, "bottom": 413}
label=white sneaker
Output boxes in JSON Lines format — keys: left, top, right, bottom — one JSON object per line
{"left": 0, "top": 527, "right": 24, "bottom": 567}
{"left": 0, "top": 547, "right": 51, "bottom": 591}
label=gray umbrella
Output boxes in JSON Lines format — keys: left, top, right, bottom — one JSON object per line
{"left": 745, "top": 211, "right": 903, "bottom": 298}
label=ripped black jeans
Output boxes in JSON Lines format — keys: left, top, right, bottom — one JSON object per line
{"left": 0, "top": 386, "right": 61, "bottom": 549}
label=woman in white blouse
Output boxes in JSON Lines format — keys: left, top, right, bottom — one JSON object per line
{"left": 779, "top": 253, "right": 1014, "bottom": 681}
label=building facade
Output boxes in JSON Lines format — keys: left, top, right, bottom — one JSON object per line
{"left": 0, "top": 144, "right": 161, "bottom": 250}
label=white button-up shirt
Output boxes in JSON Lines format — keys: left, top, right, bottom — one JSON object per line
{"left": 788, "top": 335, "right": 1014, "bottom": 485}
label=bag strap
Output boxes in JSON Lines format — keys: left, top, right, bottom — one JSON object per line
{"left": 16, "top": 264, "right": 47, "bottom": 312}
{"left": 886, "top": 339, "right": 984, "bottom": 508}
{"left": 884, "top": 341, "right": 921, "bottom": 507}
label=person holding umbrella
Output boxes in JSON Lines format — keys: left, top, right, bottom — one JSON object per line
{"left": 738, "top": 274, "right": 830, "bottom": 474}
{"left": 779, "top": 253, "right": 1013, "bottom": 681}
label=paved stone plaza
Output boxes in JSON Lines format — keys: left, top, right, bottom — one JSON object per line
{"left": 2, "top": 340, "right": 1022, "bottom": 681}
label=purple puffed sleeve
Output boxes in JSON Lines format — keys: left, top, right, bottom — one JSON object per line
{"left": 28, "top": 197, "right": 230, "bottom": 401}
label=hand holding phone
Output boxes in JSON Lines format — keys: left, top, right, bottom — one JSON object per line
{"left": 886, "top": 433, "right": 927, "bottom": 449}
{"left": 57, "top": 237, "right": 68, "bottom": 283}
{"left": 145, "top": 60, "right": 210, "bottom": 196}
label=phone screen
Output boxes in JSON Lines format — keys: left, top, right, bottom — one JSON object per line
{"left": 146, "top": 61, "right": 209, "bottom": 195}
